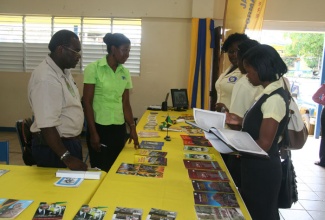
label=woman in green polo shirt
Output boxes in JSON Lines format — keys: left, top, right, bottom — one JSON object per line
{"left": 83, "top": 33, "right": 139, "bottom": 172}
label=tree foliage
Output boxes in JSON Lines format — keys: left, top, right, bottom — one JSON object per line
{"left": 284, "top": 33, "right": 324, "bottom": 69}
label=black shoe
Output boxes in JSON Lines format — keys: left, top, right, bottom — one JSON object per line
{"left": 314, "top": 161, "right": 325, "bottom": 167}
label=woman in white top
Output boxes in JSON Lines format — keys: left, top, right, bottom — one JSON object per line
{"left": 215, "top": 33, "right": 249, "bottom": 112}
{"left": 226, "top": 39, "right": 263, "bottom": 188}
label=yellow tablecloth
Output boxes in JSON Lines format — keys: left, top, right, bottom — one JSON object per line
{"left": 88, "top": 109, "right": 252, "bottom": 219}
{"left": 0, "top": 165, "right": 106, "bottom": 219}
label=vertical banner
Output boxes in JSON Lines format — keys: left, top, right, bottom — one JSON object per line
{"left": 223, "top": 0, "right": 267, "bottom": 39}
{"left": 187, "top": 18, "right": 199, "bottom": 108}
{"left": 221, "top": 0, "right": 267, "bottom": 71}
{"left": 246, "top": 0, "right": 267, "bottom": 40}
{"left": 187, "top": 18, "right": 214, "bottom": 110}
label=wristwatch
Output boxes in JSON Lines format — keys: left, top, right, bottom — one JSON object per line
{"left": 60, "top": 150, "right": 70, "bottom": 161}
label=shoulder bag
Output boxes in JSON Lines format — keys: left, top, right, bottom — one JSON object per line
{"left": 281, "top": 78, "right": 308, "bottom": 150}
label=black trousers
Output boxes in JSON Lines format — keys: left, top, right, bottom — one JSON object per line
{"left": 319, "top": 107, "right": 325, "bottom": 165}
{"left": 32, "top": 137, "right": 83, "bottom": 168}
{"left": 86, "top": 123, "right": 126, "bottom": 172}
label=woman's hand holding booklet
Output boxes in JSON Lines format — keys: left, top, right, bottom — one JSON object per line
{"left": 186, "top": 108, "right": 269, "bottom": 158}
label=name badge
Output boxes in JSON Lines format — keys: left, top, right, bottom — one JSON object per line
{"left": 228, "top": 76, "right": 238, "bottom": 83}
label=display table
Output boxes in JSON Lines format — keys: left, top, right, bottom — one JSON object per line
{"left": 88, "top": 109, "right": 252, "bottom": 219}
{"left": 0, "top": 165, "right": 106, "bottom": 219}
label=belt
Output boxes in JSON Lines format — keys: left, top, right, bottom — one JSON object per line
{"left": 32, "top": 132, "right": 80, "bottom": 142}
{"left": 61, "top": 136, "right": 80, "bottom": 141}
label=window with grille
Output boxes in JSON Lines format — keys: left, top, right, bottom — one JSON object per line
{"left": 0, "top": 15, "right": 141, "bottom": 75}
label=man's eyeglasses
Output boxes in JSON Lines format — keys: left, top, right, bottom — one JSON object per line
{"left": 61, "top": 45, "right": 81, "bottom": 56}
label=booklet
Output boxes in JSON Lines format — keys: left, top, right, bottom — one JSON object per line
{"left": 73, "top": 204, "right": 107, "bottom": 220}
{"left": 180, "top": 135, "right": 212, "bottom": 147}
{"left": 112, "top": 207, "right": 142, "bottom": 220}
{"left": 194, "top": 192, "right": 239, "bottom": 207}
{"left": 146, "top": 208, "right": 177, "bottom": 220}
{"left": 177, "top": 114, "right": 194, "bottom": 121}
{"left": 136, "top": 149, "right": 167, "bottom": 157}
{"left": 32, "top": 201, "right": 67, "bottom": 220}
{"left": 180, "top": 125, "right": 203, "bottom": 134}
{"left": 186, "top": 108, "right": 269, "bottom": 158}
{"left": 188, "top": 169, "right": 229, "bottom": 182}
{"left": 194, "top": 205, "right": 245, "bottom": 220}
{"left": 183, "top": 160, "right": 221, "bottom": 170}
{"left": 0, "top": 199, "right": 33, "bottom": 219}
{"left": 136, "top": 165, "right": 165, "bottom": 178}
{"left": 116, "top": 163, "right": 165, "bottom": 178}
{"left": 184, "top": 153, "right": 216, "bottom": 161}
{"left": 134, "top": 155, "right": 167, "bottom": 166}
{"left": 138, "top": 131, "right": 160, "bottom": 138}
{"left": 54, "top": 177, "right": 84, "bottom": 187}
{"left": 116, "top": 163, "right": 140, "bottom": 175}
{"left": 191, "top": 180, "right": 233, "bottom": 193}
{"left": 183, "top": 145, "right": 210, "bottom": 153}
{"left": 139, "top": 141, "right": 164, "bottom": 150}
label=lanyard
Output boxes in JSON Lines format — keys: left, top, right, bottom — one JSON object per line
{"left": 63, "top": 76, "right": 76, "bottom": 98}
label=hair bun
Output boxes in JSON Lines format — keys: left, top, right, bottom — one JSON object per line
{"left": 103, "top": 33, "right": 113, "bottom": 44}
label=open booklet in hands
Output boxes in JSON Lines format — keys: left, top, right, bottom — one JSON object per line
{"left": 186, "top": 108, "right": 269, "bottom": 158}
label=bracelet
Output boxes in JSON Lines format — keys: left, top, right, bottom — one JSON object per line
{"left": 129, "top": 123, "right": 136, "bottom": 127}
{"left": 60, "top": 150, "right": 70, "bottom": 161}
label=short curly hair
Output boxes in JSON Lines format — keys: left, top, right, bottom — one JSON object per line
{"left": 48, "top": 30, "right": 79, "bottom": 52}
{"left": 221, "top": 33, "right": 249, "bottom": 52}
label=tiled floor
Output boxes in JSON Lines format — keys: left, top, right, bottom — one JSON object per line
{"left": 1, "top": 132, "right": 325, "bottom": 219}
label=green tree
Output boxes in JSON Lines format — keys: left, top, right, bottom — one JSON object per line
{"left": 284, "top": 33, "right": 324, "bottom": 70}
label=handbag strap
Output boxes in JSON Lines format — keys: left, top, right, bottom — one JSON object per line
{"left": 279, "top": 78, "right": 293, "bottom": 155}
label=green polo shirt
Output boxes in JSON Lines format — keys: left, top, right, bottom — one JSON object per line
{"left": 84, "top": 56, "right": 132, "bottom": 125}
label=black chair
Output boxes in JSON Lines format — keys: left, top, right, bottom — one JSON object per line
{"left": 15, "top": 118, "right": 36, "bottom": 166}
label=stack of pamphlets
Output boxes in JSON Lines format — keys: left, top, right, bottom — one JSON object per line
{"left": 55, "top": 170, "right": 102, "bottom": 180}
